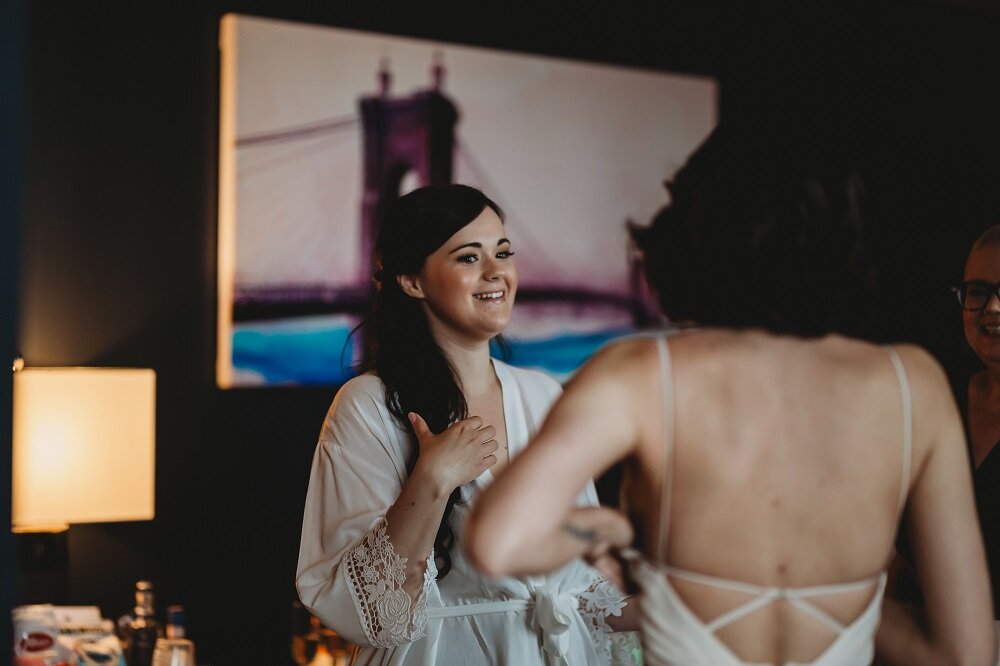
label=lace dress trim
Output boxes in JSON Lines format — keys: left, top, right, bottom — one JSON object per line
{"left": 578, "top": 576, "right": 641, "bottom": 664}
{"left": 343, "top": 517, "right": 437, "bottom": 648}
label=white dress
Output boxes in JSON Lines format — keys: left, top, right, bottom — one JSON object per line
{"left": 296, "top": 359, "right": 633, "bottom": 665}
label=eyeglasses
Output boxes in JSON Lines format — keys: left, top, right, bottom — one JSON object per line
{"left": 953, "top": 281, "right": 1000, "bottom": 311}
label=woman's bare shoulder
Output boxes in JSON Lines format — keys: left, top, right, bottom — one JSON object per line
{"left": 887, "top": 343, "right": 960, "bottom": 423}
{"left": 561, "top": 334, "right": 662, "bottom": 397}
{"left": 877, "top": 343, "right": 954, "bottom": 404}
{"left": 581, "top": 331, "right": 692, "bottom": 373}
{"left": 885, "top": 342, "right": 947, "bottom": 377}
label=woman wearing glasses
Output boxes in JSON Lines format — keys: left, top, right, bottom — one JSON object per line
{"left": 955, "top": 228, "right": 1000, "bottom": 625}
{"left": 884, "top": 230, "right": 1000, "bottom": 661}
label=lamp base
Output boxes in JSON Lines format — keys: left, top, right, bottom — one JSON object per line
{"left": 17, "top": 531, "right": 69, "bottom": 604}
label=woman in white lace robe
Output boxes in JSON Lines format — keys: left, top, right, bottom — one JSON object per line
{"left": 296, "top": 185, "right": 634, "bottom": 665}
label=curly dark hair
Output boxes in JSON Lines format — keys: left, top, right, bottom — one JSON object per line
{"left": 630, "top": 116, "right": 878, "bottom": 338}
{"left": 360, "top": 184, "right": 504, "bottom": 580}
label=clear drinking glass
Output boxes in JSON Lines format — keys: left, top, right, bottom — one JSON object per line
{"left": 151, "top": 638, "right": 196, "bottom": 666}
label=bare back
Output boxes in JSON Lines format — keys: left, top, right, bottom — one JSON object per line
{"left": 468, "top": 324, "right": 992, "bottom": 663}
{"left": 622, "top": 330, "right": 916, "bottom": 663}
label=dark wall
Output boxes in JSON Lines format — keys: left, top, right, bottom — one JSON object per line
{"left": 3, "top": 0, "right": 25, "bottom": 660}
{"left": 21, "top": 4, "right": 333, "bottom": 664}
{"left": 18, "top": 1, "right": 1000, "bottom": 664}
{"left": 715, "top": 2, "right": 1000, "bottom": 374}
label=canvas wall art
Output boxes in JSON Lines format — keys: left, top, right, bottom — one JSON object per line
{"left": 217, "top": 14, "right": 717, "bottom": 387}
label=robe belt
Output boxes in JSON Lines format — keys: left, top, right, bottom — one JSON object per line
{"left": 425, "top": 586, "right": 577, "bottom": 666}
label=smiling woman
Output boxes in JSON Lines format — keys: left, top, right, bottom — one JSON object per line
{"left": 397, "top": 206, "right": 518, "bottom": 354}
{"left": 295, "top": 184, "right": 636, "bottom": 665}
{"left": 957, "top": 227, "right": 1000, "bottom": 619}
{"left": 890, "top": 225, "right": 1000, "bottom": 655}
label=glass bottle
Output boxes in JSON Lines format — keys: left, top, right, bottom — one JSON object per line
{"left": 125, "top": 580, "right": 161, "bottom": 666}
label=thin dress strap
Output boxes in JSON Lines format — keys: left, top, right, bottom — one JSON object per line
{"left": 655, "top": 335, "right": 675, "bottom": 562}
{"left": 884, "top": 346, "right": 913, "bottom": 522}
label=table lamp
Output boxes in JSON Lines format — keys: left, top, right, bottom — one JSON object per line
{"left": 12, "top": 365, "right": 156, "bottom": 533}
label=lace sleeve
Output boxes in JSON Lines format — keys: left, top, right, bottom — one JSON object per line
{"left": 578, "top": 576, "right": 642, "bottom": 664}
{"left": 342, "top": 518, "right": 438, "bottom": 648}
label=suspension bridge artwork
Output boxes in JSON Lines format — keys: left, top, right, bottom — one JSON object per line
{"left": 217, "top": 14, "right": 718, "bottom": 387}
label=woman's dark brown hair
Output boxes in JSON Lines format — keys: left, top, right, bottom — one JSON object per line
{"left": 631, "top": 116, "right": 878, "bottom": 339}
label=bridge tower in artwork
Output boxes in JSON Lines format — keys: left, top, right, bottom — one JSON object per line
{"left": 358, "top": 55, "right": 459, "bottom": 283}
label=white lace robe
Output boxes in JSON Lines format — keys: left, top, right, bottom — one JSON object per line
{"left": 296, "top": 360, "right": 634, "bottom": 665}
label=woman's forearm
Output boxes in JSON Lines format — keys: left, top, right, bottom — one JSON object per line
{"left": 471, "top": 506, "right": 632, "bottom": 578}
{"left": 383, "top": 464, "right": 451, "bottom": 597}
{"left": 483, "top": 522, "right": 599, "bottom": 577}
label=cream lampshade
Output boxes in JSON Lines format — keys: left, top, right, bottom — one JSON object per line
{"left": 12, "top": 367, "right": 156, "bottom": 532}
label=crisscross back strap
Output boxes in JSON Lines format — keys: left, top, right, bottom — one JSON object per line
{"left": 665, "top": 564, "right": 886, "bottom": 634}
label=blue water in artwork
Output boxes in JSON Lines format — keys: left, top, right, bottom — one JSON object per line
{"left": 232, "top": 318, "right": 635, "bottom": 387}
{"left": 232, "top": 319, "right": 360, "bottom": 386}
{"left": 492, "top": 328, "right": 635, "bottom": 377}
